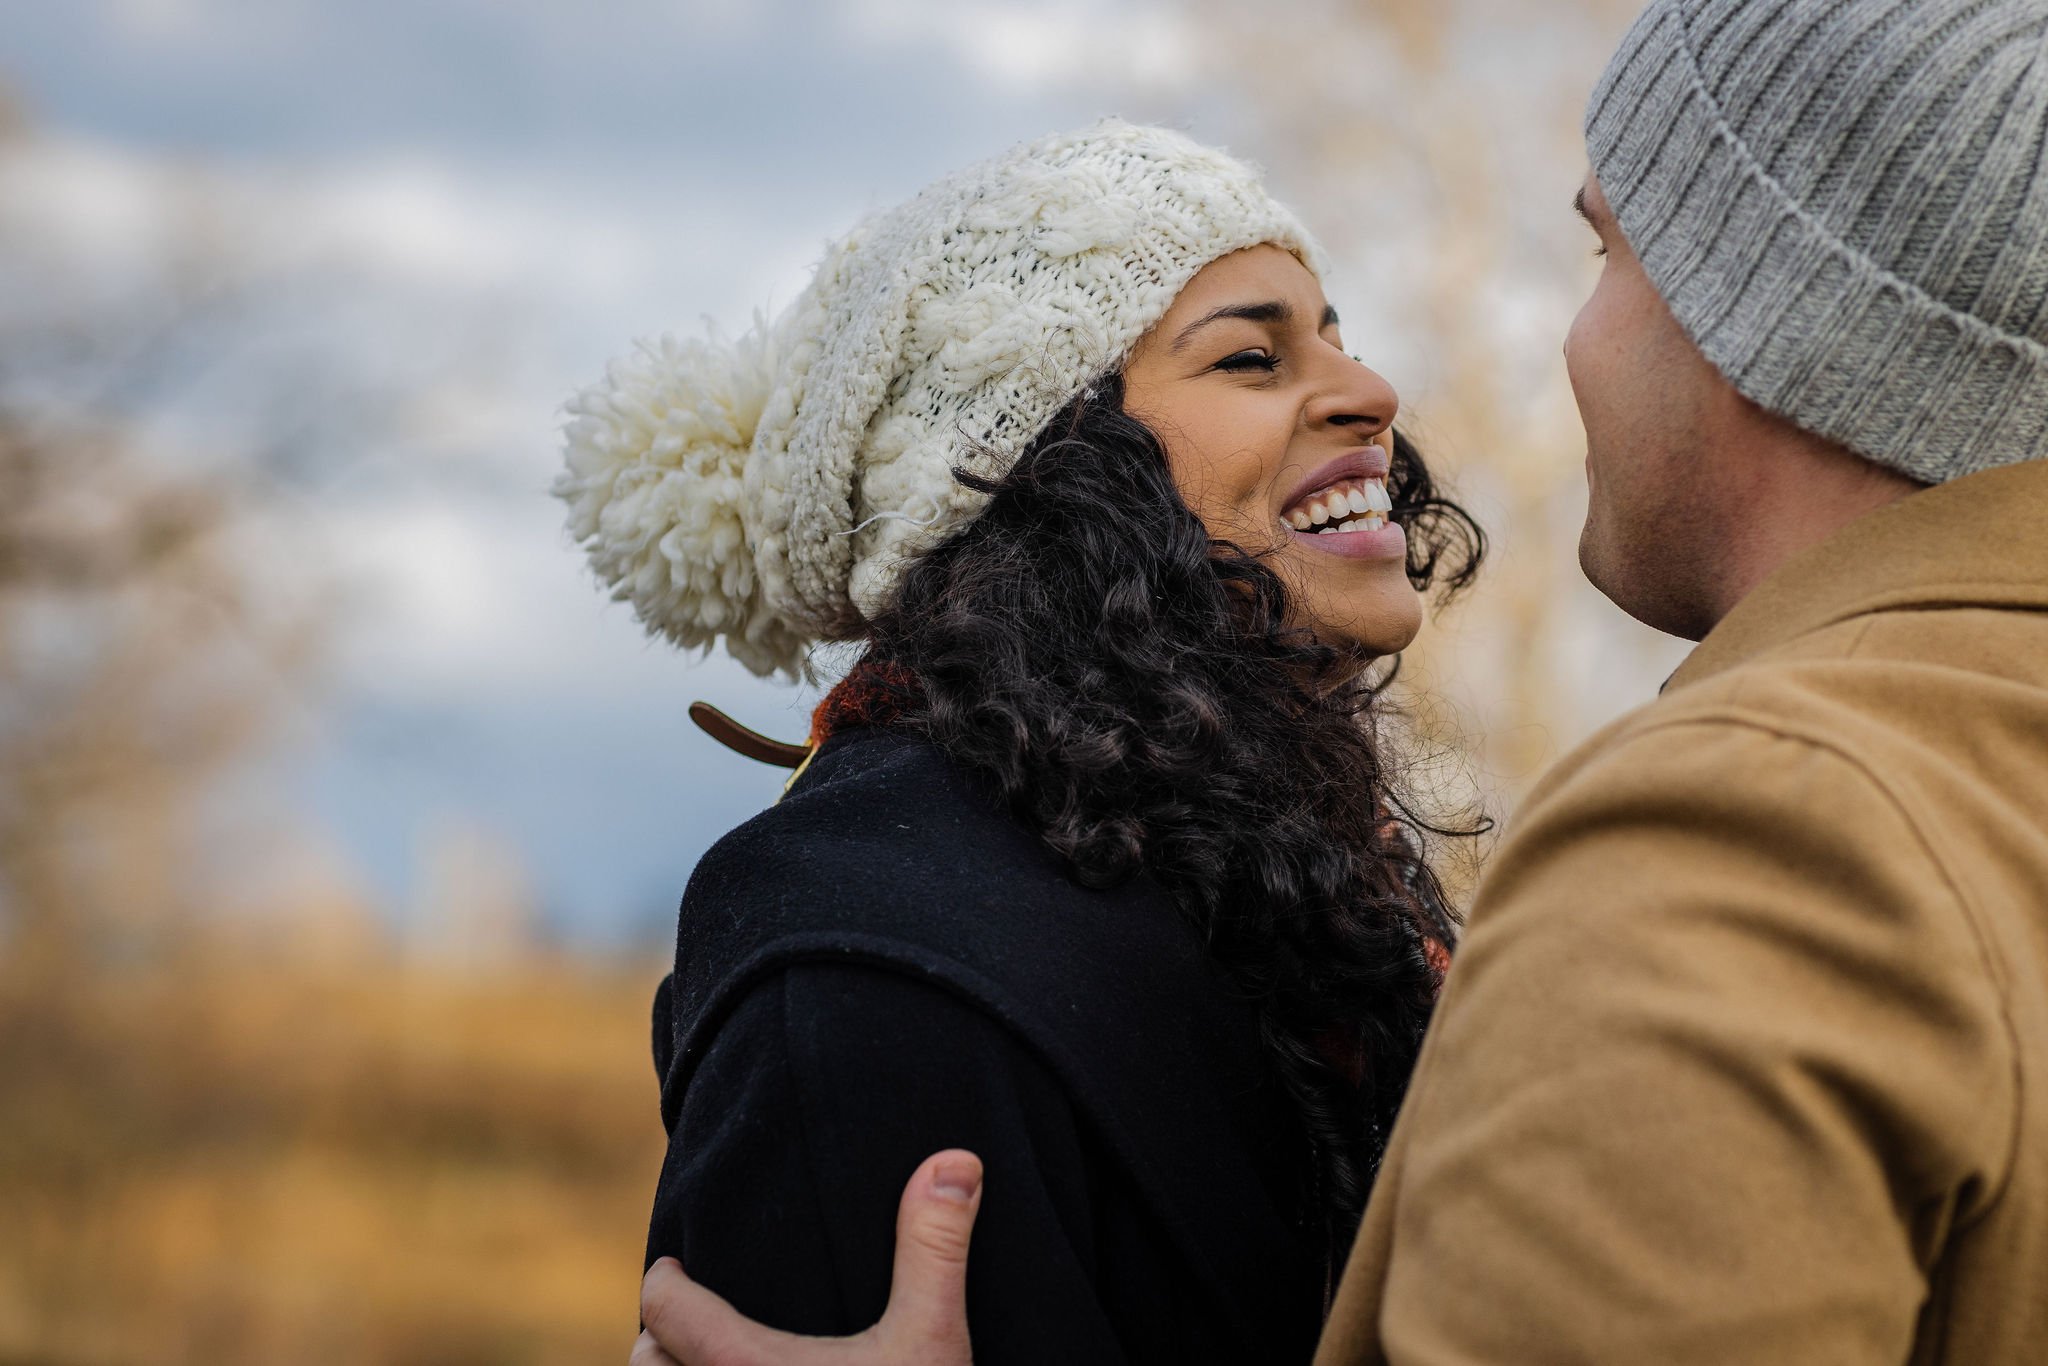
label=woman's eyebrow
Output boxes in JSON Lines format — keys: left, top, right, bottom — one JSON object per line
{"left": 1170, "top": 300, "right": 1341, "bottom": 352}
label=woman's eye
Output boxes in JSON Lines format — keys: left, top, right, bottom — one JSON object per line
{"left": 1215, "top": 350, "right": 1279, "bottom": 373}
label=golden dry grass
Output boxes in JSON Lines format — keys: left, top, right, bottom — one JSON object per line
{"left": 0, "top": 948, "right": 671, "bottom": 1366}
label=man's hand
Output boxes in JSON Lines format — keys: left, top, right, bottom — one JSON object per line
{"left": 631, "top": 1149, "right": 984, "bottom": 1366}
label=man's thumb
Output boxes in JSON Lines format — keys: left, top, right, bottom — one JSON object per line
{"left": 876, "top": 1149, "right": 983, "bottom": 1360}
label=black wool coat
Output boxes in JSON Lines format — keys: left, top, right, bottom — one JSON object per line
{"left": 645, "top": 727, "right": 1328, "bottom": 1365}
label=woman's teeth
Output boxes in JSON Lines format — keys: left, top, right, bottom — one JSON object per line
{"left": 1283, "top": 477, "right": 1393, "bottom": 535}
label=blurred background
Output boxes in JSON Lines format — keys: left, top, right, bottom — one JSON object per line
{"left": 0, "top": 1, "right": 1687, "bottom": 1361}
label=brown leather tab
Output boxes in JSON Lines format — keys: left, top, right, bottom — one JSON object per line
{"left": 688, "top": 701, "right": 811, "bottom": 769}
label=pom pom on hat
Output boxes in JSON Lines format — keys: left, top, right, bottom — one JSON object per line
{"left": 553, "top": 314, "right": 813, "bottom": 678}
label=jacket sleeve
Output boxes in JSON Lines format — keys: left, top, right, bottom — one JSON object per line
{"left": 1318, "top": 717, "right": 2016, "bottom": 1366}
{"left": 647, "top": 959, "right": 1134, "bottom": 1366}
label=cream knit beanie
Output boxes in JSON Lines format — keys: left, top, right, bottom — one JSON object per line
{"left": 554, "top": 119, "right": 1323, "bottom": 678}
{"left": 1588, "top": 0, "right": 2048, "bottom": 483}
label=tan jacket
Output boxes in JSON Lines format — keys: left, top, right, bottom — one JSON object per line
{"left": 1321, "top": 461, "right": 2048, "bottom": 1365}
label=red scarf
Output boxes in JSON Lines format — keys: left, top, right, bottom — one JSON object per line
{"left": 808, "top": 656, "right": 920, "bottom": 748}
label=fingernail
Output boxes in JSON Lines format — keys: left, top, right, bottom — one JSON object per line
{"left": 932, "top": 1156, "right": 981, "bottom": 1203}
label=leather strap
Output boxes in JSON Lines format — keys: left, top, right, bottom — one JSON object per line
{"left": 688, "top": 701, "right": 811, "bottom": 769}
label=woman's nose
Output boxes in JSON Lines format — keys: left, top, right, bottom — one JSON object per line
{"left": 1306, "top": 350, "right": 1399, "bottom": 437}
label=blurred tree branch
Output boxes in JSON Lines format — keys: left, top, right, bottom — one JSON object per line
{"left": 0, "top": 93, "right": 404, "bottom": 973}
{"left": 0, "top": 366, "right": 329, "bottom": 971}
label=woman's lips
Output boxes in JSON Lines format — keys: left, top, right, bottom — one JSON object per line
{"left": 1288, "top": 518, "right": 1408, "bottom": 561}
{"left": 1279, "top": 444, "right": 1394, "bottom": 518}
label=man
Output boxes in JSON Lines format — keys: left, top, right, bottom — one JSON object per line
{"left": 633, "top": 0, "right": 2048, "bottom": 1359}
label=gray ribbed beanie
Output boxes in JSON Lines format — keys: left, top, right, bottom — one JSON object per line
{"left": 1587, "top": 0, "right": 2048, "bottom": 482}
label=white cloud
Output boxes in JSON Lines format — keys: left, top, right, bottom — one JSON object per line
{"left": 836, "top": 0, "right": 1199, "bottom": 94}
{"left": 0, "top": 128, "right": 827, "bottom": 339}
{"left": 100, "top": 0, "right": 318, "bottom": 52}
{"left": 0, "top": 136, "right": 196, "bottom": 287}
{"left": 315, "top": 487, "right": 814, "bottom": 712}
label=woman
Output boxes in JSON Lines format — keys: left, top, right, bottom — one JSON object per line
{"left": 557, "top": 120, "right": 1483, "bottom": 1365}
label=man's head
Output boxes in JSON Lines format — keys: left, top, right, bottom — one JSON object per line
{"left": 1567, "top": 0, "right": 2048, "bottom": 638}
{"left": 1565, "top": 175, "right": 1921, "bottom": 639}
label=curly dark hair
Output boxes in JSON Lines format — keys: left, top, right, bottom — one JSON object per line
{"left": 859, "top": 371, "right": 1487, "bottom": 1259}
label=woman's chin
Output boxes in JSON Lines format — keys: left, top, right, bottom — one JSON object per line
{"left": 1297, "top": 579, "right": 1424, "bottom": 658}
{"left": 1355, "top": 619, "right": 1424, "bottom": 659}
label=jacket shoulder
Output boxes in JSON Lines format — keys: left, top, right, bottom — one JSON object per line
{"left": 666, "top": 731, "right": 1230, "bottom": 1094}
{"left": 1529, "top": 650, "right": 1915, "bottom": 818}
{"left": 683, "top": 729, "right": 1153, "bottom": 950}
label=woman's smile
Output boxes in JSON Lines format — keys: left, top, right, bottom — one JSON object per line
{"left": 1277, "top": 445, "right": 1407, "bottom": 557}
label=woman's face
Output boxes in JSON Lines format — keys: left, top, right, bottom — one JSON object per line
{"left": 1122, "top": 245, "right": 1422, "bottom": 657}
